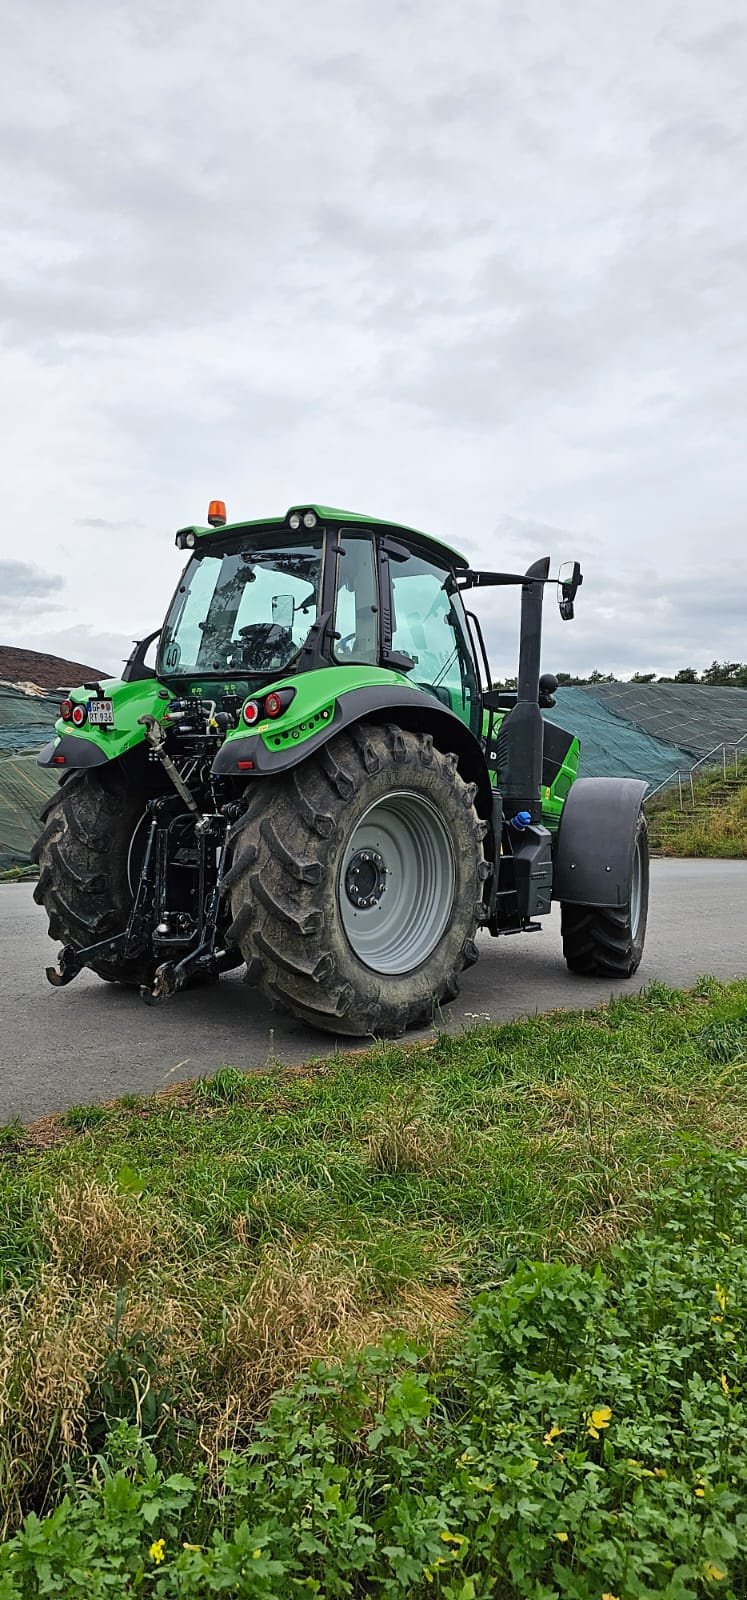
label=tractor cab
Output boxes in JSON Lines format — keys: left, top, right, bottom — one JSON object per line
{"left": 160, "top": 506, "right": 482, "bottom": 733}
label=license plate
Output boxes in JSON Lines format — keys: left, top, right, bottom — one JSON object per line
{"left": 88, "top": 699, "right": 114, "bottom": 726}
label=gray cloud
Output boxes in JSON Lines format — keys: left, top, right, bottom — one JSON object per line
{"left": 0, "top": 0, "right": 745, "bottom": 677}
{"left": 0, "top": 560, "right": 63, "bottom": 609}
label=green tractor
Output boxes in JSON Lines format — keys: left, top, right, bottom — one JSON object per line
{"left": 33, "top": 504, "right": 649, "bottom": 1036}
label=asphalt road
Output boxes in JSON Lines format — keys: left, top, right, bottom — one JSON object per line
{"left": 2, "top": 860, "right": 746, "bottom": 1122}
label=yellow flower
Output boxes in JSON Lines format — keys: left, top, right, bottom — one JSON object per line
{"left": 703, "top": 1561, "right": 726, "bottom": 1582}
{"left": 252, "top": 1548, "right": 262, "bottom": 1558}
{"left": 149, "top": 1539, "right": 166, "bottom": 1564}
{"left": 720, "top": 1372, "right": 730, "bottom": 1396}
{"left": 587, "top": 1405, "right": 612, "bottom": 1440}
{"left": 555, "top": 1531, "right": 569, "bottom": 1543}
{"left": 543, "top": 1424, "right": 563, "bottom": 1446}
{"left": 715, "top": 1283, "right": 728, "bottom": 1312}
{"left": 602, "top": 1593, "right": 620, "bottom": 1600}
{"left": 695, "top": 1486, "right": 705, "bottom": 1498}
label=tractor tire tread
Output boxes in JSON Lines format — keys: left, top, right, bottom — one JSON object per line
{"left": 31, "top": 768, "right": 152, "bottom": 984}
{"left": 225, "top": 722, "right": 485, "bottom": 1037}
{"left": 560, "top": 813, "right": 649, "bottom": 979}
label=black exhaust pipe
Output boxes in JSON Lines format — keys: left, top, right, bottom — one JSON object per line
{"left": 498, "top": 556, "right": 549, "bottom": 822}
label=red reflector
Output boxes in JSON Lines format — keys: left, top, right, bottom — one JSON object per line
{"left": 242, "top": 699, "right": 260, "bottom": 726}
{"left": 71, "top": 704, "right": 86, "bottom": 727}
{"left": 60, "top": 698, "right": 73, "bottom": 721}
{"left": 264, "top": 691, "right": 283, "bottom": 717}
{"left": 237, "top": 760, "right": 254, "bottom": 770}
{"left": 53, "top": 755, "right": 66, "bottom": 766}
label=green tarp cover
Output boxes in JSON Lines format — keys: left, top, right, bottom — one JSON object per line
{"left": 0, "top": 752, "right": 56, "bottom": 869}
{"left": 549, "top": 688, "right": 692, "bottom": 789}
{"left": 586, "top": 684, "right": 747, "bottom": 760}
{"left": 0, "top": 686, "right": 58, "bottom": 868}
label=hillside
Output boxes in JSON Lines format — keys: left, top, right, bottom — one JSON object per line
{"left": 0, "top": 645, "right": 103, "bottom": 691}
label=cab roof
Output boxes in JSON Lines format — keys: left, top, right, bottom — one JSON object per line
{"left": 176, "top": 505, "right": 469, "bottom": 570}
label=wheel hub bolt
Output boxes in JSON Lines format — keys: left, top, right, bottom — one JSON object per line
{"left": 344, "top": 847, "right": 387, "bottom": 909}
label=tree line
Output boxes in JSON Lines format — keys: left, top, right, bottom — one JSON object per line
{"left": 493, "top": 661, "right": 747, "bottom": 690}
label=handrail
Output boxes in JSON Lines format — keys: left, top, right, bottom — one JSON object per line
{"left": 644, "top": 733, "right": 747, "bottom": 809}
{"left": 688, "top": 734, "right": 747, "bottom": 805}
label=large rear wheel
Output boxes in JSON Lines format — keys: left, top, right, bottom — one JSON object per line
{"left": 223, "top": 724, "right": 488, "bottom": 1036}
{"left": 31, "top": 767, "right": 153, "bottom": 985}
{"left": 561, "top": 810, "right": 649, "bottom": 978}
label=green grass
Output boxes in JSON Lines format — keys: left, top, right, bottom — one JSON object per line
{"left": 646, "top": 769, "right": 747, "bottom": 857}
{"left": 1, "top": 978, "right": 746, "bottom": 1594}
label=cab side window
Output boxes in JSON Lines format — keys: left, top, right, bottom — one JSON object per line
{"left": 389, "top": 551, "right": 479, "bottom": 731}
{"left": 333, "top": 537, "right": 379, "bottom": 664}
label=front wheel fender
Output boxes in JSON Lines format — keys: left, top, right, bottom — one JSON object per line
{"left": 553, "top": 777, "right": 648, "bottom": 907}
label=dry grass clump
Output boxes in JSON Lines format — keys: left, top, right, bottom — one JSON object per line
{"left": 366, "top": 1096, "right": 454, "bottom": 1175}
{"left": 207, "top": 1236, "right": 461, "bottom": 1459}
{"left": 218, "top": 1238, "right": 369, "bottom": 1410}
{"left": 0, "top": 1268, "right": 110, "bottom": 1529}
{"left": 0, "top": 1173, "right": 204, "bottom": 1532}
{"left": 42, "top": 1178, "right": 165, "bottom": 1285}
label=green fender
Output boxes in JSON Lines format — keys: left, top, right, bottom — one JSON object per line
{"left": 37, "top": 678, "right": 170, "bottom": 771}
{"left": 212, "top": 667, "right": 494, "bottom": 819}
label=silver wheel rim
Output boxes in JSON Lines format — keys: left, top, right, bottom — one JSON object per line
{"left": 630, "top": 836, "right": 643, "bottom": 939}
{"left": 339, "top": 791, "right": 456, "bottom": 974}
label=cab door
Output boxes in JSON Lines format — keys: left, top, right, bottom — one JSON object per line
{"left": 385, "top": 546, "right": 481, "bottom": 734}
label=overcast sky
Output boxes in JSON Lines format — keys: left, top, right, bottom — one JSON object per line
{"left": 1, "top": 0, "right": 745, "bottom": 680}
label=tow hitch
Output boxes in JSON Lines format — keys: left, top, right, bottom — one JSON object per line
{"left": 45, "top": 797, "right": 236, "bottom": 1005}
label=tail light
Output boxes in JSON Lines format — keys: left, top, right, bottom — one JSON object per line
{"left": 71, "top": 704, "right": 87, "bottom": 727}
{"left": 264, "top": 692, "right": 283, "bottom": 717}
{"left": 60, "top": 698, "right": 73, "bottom": 721}
{"left": 242, "top": 700, "right": 260, "bottom": 725}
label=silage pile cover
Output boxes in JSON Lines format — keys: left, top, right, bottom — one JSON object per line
{"left": 0, "top": 685, "right": 58, "bottom": 868}
{"left": 549, "top": 688, "right": 691, "bottom": 790}
{"left": 586, "top": 684, "right": 747, "bottom": 760}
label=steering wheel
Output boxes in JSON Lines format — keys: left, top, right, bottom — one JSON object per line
{"left": 232, "top": 622, "right": 294, "bottom": 670}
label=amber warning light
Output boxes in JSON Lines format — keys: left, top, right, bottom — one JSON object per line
{"left": 207, "top": 500, "right": 227, "bottom": 527}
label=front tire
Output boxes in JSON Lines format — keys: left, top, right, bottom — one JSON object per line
{"left": 31, "top": 767, "right": 153, "bottom": 985}
{"left": 561, "top": 811, "right": 649, "bottom": 978}
{"left": 223, "top": 724, "right": 488, "bottom": 1036}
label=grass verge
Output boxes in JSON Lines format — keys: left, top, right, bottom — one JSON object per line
{"left": 1, "top": 977, "right": 746, "bottom": 1596}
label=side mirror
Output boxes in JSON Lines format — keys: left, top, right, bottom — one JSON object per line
{"left": 558, "top": 560, "right": 583, "bottom": 621}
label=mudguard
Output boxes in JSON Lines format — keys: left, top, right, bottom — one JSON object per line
{"left": 553, "top": 776, "right": 648, "bottom": 908}
{"left": 36, "top": 679, "right": 170, "bottom": 770}
{"left": 37, "top": 734, "right": 109, "bottom": 769}
{"left": 212, "top": 680, "right": 494, "bottom": 818}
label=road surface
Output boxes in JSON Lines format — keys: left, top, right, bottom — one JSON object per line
{"left": 1, "top": 861, "right": 746, "bottom": 1122}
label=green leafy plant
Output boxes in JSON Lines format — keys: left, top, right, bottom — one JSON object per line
{"left": 1, "top": 1152, "right": 746, "bottom": 1597}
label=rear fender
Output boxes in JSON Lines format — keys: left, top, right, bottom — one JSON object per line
{"left": 553, "top": 777, "right": 648, "bottom": 907}
{"left": 37, "top": 678, "right": 168, "bottom": 770}
{"left": 212, "top": 674, "right": 493, "bottom": 819}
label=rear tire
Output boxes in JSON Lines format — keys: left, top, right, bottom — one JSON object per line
{"left": 223, "top": 723, "right": 488, "bottom": 1037}
{"left": 561, "top": 811, "right": 649, "bottom": 978}
{"left": 31, "top": 767, "right": 153, "bottom": 985}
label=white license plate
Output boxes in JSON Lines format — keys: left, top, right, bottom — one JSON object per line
{"left": 88, "top": 699, "right": 114, "bottom": 726}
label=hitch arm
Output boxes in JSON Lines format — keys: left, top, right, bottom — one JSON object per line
{"left": 138, "top": 715, "right": 201, "bottom": 815}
